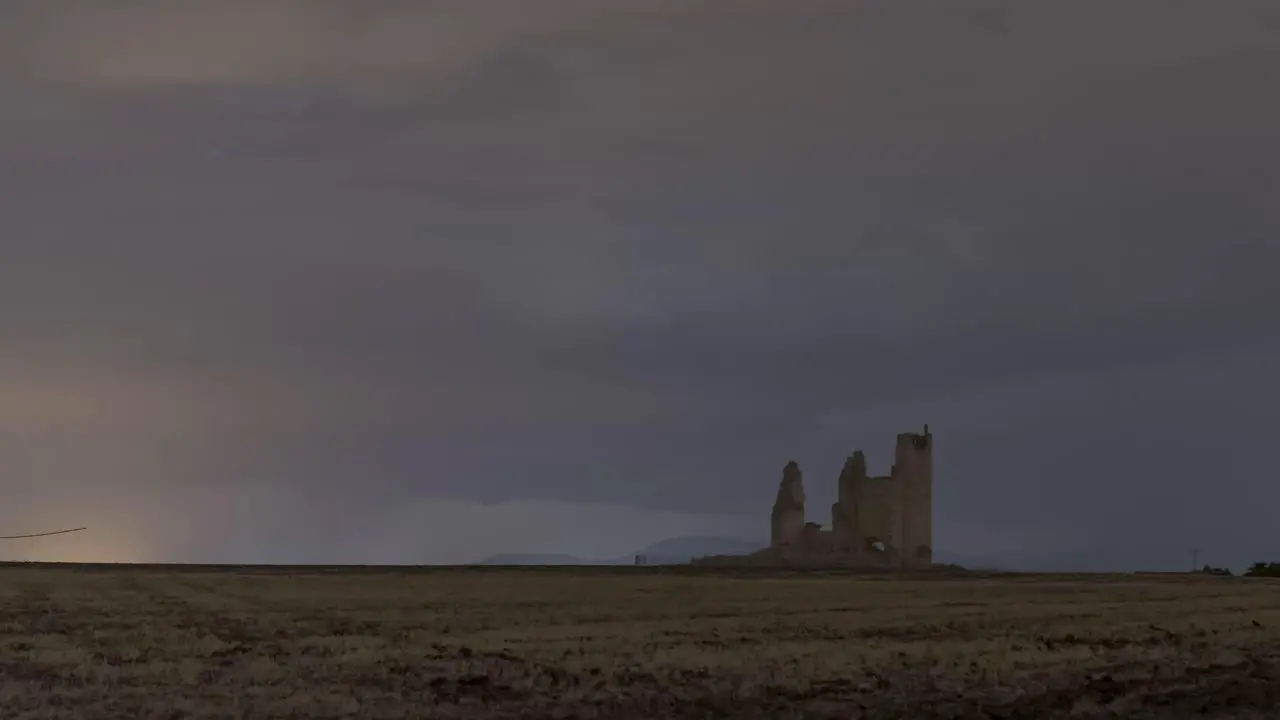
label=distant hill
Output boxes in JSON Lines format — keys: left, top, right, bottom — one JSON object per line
{"left": 474, "top": 553, "right": 595, "bottom": 566}
{"left": 631, "top": 536, "right": 766, "bottom": 564}
{"left": 955, "top": 547, "right": 1195, "bottom": 574}
{"left": 476, "top": 536, "right": 767, "bottom": 567}
{"left": 932, "top": 547, "right": 1221, "bottom": 573}
{"left": 932, "top": 551, "right": 1006, "bottom": 570}
{"left": 476, "top": 545, "right": 1219, "bottom": 573}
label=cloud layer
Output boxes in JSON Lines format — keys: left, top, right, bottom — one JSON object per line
{"left": 2, "top": 1, "right": 1277, "bottom": 568}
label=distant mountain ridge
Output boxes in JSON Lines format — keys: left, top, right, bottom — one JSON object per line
{"left": 476, "top": 553, "right": 589, "bottom": 566}
{"left": 633, "top": 536, "right": 766, "bottom": 564}
{"left": 478, "top": 541, "right": 1221, "bottom": 573}
{"left": 477, "top": 540, "right": 1013, "bottom": 569}
{"left": 475, "top": 535, "right": 767, "bottom": 566}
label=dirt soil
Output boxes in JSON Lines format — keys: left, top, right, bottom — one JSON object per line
{"left": 1, "top": 564, "right": 1278, "bottom": 718}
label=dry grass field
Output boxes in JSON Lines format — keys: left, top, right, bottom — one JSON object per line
{"left": 0, "top": 565, "right": 1279, "bottom": 719}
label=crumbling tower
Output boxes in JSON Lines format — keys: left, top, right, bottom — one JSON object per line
{"left": 770, "top": 461, "right": 806, "bottom": 549}
{"left": 895, "top": 424, "right": 933, "bottom": 569}
{"left": 830, "top": 451, "right": 865, "bottom": 551}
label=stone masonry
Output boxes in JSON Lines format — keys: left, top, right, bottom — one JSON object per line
{"left": 769, "top": 426, "right": 933, "bottom": 569}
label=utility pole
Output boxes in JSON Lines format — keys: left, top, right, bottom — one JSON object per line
{"left": 1191, "top": 548, "right": 1199, "bottom": 572}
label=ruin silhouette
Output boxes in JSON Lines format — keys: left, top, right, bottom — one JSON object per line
{"left": 770, "top": 426, "right": 932, "bottom": 568}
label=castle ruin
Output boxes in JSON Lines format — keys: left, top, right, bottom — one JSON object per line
{"left": 770, "top": 426, "right": 933, "bottom": 568}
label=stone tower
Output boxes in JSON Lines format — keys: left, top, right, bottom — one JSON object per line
{"left": 830, "top": 451, "right": 865, "bottom": 550}
{"left": 894, "top": 425, "right": 933, "bottom": 569}
{"left": 770, "top": 461, "right": 806, "bottom": 549}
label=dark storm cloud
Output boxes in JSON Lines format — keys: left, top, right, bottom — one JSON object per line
{"left": 1, "top": 1, "right": 1277, "bottom": 566}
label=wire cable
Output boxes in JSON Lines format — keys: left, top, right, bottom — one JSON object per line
{"left": 0, "top": 527, "right": 87, "bottom": 539}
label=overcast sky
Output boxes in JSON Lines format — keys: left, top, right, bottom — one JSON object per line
{"left": 2, "top": 1, "right": 1277, "bottom": 568}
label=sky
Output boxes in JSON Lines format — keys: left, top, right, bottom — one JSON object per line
{"left": 1, "top": 1, "right": 1277, "bottom": 569}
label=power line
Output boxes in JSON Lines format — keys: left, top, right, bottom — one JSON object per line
{"left": 0, "top": 527, "right": 86, "bottom": 540}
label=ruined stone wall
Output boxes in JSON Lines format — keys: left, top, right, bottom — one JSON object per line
{"left": 801, "top": 522, "right": 834, "bottom": 554}
{"left": 855, "top": 477, "right": 897, "bottom": 551}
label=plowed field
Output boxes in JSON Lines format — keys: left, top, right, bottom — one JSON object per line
{"left": 1, "top": 565, "right": 1278, "bottom": 718}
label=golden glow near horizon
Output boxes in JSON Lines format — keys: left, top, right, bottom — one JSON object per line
{"left": 0, "top": 528, "right": 145, "bottom": 564}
